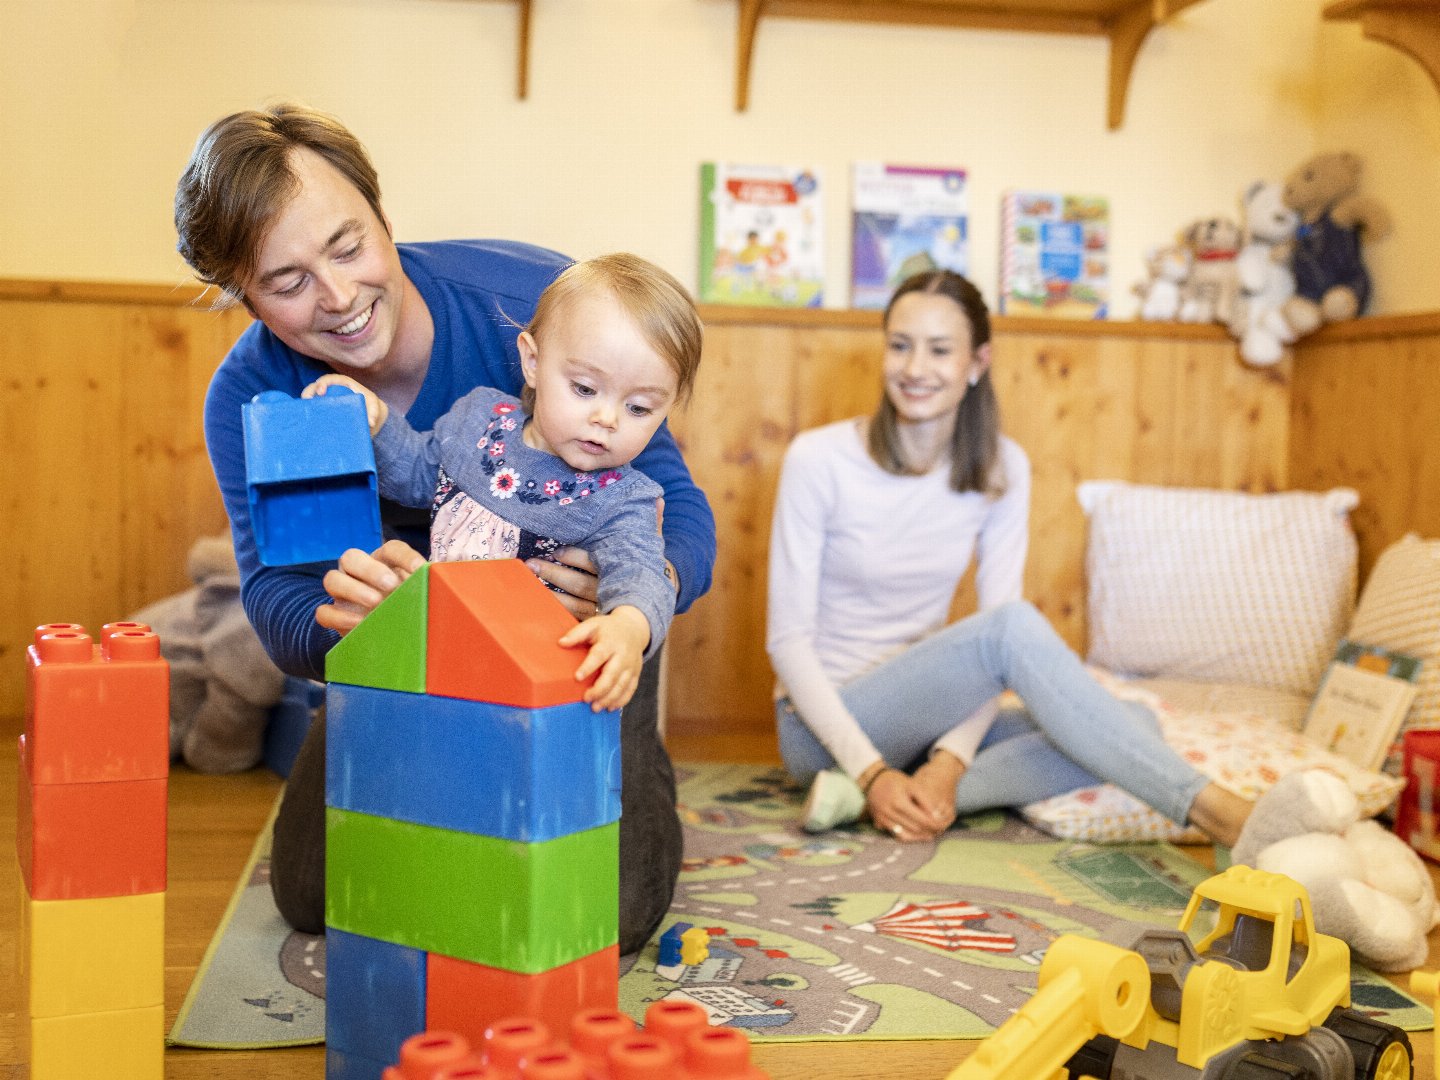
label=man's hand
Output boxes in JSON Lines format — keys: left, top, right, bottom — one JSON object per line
{"left": 526, "top": 546, "right": 600, "bottom": 619}
{"left": 559, "top": 605, "right": 651, "bottom": 712}
{"left": 317, "top": 540, "right": 426, "bottom": 635}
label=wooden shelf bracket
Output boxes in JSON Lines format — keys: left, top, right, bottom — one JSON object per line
{"left": 1324, "top": 0, "right": 1440, "bottom": 102}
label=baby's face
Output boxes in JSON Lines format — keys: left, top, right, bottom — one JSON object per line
{"left": 519, "top": 290, "right": 679, "bottom": 474}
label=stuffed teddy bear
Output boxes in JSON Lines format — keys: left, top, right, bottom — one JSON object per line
{"left": 1233, "top": 770, "right": 1436, "bottom": 972}
{"left": 130, "top": 534, "right": 287, "bottom": 773}
{"left": 1276, "top": 151, "right": 1392, "bottom": 339}
{"left": 1134, "top": 243, "right": 1192, "bottom": 321}
{"left": 1177, "top": 216, "right": 1242, "bottom": 324}
{"left": 1228, "top": 180, "right": 1300, "bottom": 367}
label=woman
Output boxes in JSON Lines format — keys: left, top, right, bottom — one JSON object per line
{"left": 765, "top": 269, "right": 1253, "bottom": 845}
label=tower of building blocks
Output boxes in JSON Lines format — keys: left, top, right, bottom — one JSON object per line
{"left": 243, "top": 386, "right": 383, "bottom": 566}
{"left": 324, "top": 559, "right": 624, "bottom": 1080}
{"left": 383, "top": 1001, "right": 770, "bottom": 1080}
{"left": 18, "top": 622, "right": 169, "bottom": 1080}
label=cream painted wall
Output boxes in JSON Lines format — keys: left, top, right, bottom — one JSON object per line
{"left": 3, "top": 0, "right": 1434, "bottom": 313}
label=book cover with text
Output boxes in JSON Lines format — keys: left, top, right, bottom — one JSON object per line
{"left": 851, "top": 162, "right": 968, "bottom": 310}
{"left": 999, "top": 191, "right": 1109, "bottom": 319}
{"left": 699, "top": 163, "right": 824, "bottom": 308}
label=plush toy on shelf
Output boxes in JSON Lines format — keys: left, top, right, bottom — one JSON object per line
{"left": 1176, "top": 215, "right": 1242, "bottom": 324}
{"left": 1133, "top": 242, "right": 1192, "bottom": 321}
{"left": 1228, "top": 179, "right": 1300, "bottom": 366}
{"left": 1277, "top": 150, "right": 1391, "bottom": 339}
{"left": 1233, "top": 770, "right": 1437, "bottom": 972}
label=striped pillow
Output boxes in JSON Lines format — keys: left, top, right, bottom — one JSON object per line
{"left": 1080, "top": 482, "right": 1359, "bottom": 696}
{"left": 1349, "top": 534, "right": 1440, "bottom": 775}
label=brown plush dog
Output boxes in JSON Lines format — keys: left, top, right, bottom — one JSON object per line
{"left": 1177, "top": 216, "right": 1242, "bottom": 325}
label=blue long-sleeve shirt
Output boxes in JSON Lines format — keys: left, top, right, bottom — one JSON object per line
{"left": 204, "top": 239, "right": 716, "bottom": 680}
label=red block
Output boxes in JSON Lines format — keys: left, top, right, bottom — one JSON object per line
{"left": 426, "top": 560, "right": 594, "bottom": 708}
{"left": 1396, "top": 728, "right": 1440, "bottom": 862}
{"left": 17, "top": 735, "right": 167, "bottom": 900}
{"left": 25, "top": 624, "right": 169, "bottom": 784}
{"left": 427, "top": 945, "right": 619, "bottom": 1049}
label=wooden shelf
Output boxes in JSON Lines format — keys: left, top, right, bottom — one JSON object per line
{"left": 732, "top": 0, "right": 1207, "bottom": 129}
{"left": 1324, "top": 0, "right": 1440, "bottom": 101}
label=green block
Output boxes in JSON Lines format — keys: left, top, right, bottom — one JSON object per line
{"left": 325, "top": 807, "right": 618, "bottom": 973}
{"left": 324, "top": 562, "right": 429, "bottom": 692}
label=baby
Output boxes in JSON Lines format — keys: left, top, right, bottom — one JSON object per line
{"left": 305, "top": 252, "right": 702, "bottom": 711}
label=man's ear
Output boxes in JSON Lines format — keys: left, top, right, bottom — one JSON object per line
{"left": 518, "top": 331, "right": 540, "bottom": 386}
{"left": 381, "top": 209, "right": 395, "bottom": 239}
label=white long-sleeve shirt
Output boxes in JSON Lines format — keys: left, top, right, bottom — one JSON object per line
{"left": 765, "top": 419, "right": 1031, "bottom": 780}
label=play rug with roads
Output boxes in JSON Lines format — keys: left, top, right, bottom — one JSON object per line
{"left": 616, "top": 762, "right": 1432, "bottom": 1042}
{"left": 171, "top": 761, "right": 1430, "bottom": 1048}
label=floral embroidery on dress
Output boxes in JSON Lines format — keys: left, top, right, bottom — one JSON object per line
{"left": 467, "top": 400, "right": 618, "bottom": 508}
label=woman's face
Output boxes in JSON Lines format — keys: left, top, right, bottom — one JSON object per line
{"left": 882, "top": 292, "right": 985, "bottom": 427}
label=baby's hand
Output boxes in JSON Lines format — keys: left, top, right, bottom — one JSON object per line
{"left": 301, "top": 373, "right": 388, "bottom": 436}
{"left": 558, "top": 605, "right": 651, "bottom": 712}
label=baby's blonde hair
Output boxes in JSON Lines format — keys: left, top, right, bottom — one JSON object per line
{"left": 522, "top": 253, "right": 703, "bottom": 412}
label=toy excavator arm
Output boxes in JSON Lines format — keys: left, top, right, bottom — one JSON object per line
{"left": 947, "top": 936, "right": 1151, "bottom": 1080}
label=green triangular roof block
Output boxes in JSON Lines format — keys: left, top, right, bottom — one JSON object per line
{"left": 325, "top": 561, "right": 429, "bottom": 692}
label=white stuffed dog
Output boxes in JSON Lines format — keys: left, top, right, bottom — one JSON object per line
{"left": 1233, "top": 770, "right": 1437, "bottom": 972}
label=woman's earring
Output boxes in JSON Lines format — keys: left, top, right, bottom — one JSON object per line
{"left": 967, "top": 370, "right": 980, "bottom": 387}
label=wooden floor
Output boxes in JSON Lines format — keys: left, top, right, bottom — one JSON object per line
{"left": 2, "top": 725, "right": 1438, "bottom": 1080}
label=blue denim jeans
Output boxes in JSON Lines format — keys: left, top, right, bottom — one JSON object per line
{"left": 777, "top": 601, "right": 1209, "bottom": 826}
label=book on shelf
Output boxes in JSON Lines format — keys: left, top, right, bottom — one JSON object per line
{"left": 698, "top": 162, "right": 824, "bottom": 308}
{"left": 850, "top": 162, "right": 968, "bottom": 311}
{"left": 1303, "top": 639, "right": 1422, "bottom": 771}
{"left": 999, "top": 191, "right": 1109, "bottom": 319}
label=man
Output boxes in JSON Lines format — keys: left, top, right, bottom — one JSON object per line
{"left": 175, "top": 104, "right": 714, "bottom": 952}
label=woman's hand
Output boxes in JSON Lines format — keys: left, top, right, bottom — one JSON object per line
{"left": 317, "top": 540, "right": 426, "bottom": 635}
{"left": 867, "top": 769, "right": 952, "bottom": 842}
{"left": 911, "top": 751, "right": 965, "bottom": 834}
{"left": 526, "top": 547, "right": 601, "bottom": 619}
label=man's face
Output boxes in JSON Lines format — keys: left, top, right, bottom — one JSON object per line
{"left": 243, "top": 148, "right": 407, "bottom": 379}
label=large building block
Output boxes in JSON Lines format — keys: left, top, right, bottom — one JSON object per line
{"left": 243, "top": 387, "right": 383, "bottom": 567}
{"left": 25, "top": 625, "right": 169, "bottom": 784}
{"left": 327, "top": 1045, "right": 394, "bottom": 1080}
{"left": 426, "top": 945, "right": 618, "bottom": 1049}
{"left": 326, "top": 808, "right": 618, "bottom": 973}
{"left": 21, "top": 888, "right": 165, "bottom": 1017}
{"left": 17, "top": 734, "right": 166, "bottom": 899}
{"left": 327, "top": 683, "right": 620, "bottom": 841}
{"left": 24, "top": 1003, "right": 165, "bottom": 1080}
{"left": 325, "top": 561, "right": 430, "bottom": 693}
{"left": 426, "top": 559, "right": 595, "bottom": 708}
{"left": 326, "top": 928, "right": 427, "bottom": 1067}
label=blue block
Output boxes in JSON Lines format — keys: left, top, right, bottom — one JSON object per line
{"left": 326, "top": 1045, "right": 388, "bottom": 1080}
{"left": 659, "top": 921, "right": 692, "bottom": 967}
{"left": 326, "top": 683, "right": 621, "bottom": 841}
{"left": 325, "top": 928, "right": 426, "bottom": 1067}
{"left": 243, "top": 388, "right": 382, "bottom": 566}
{"left": 263, "top": 676, "right": 324, "bottom": 778}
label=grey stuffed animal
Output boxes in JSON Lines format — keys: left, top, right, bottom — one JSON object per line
{"left": 131, "top": 534, "right": 286, "bottom": 772}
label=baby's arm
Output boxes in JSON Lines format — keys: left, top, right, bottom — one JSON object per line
{"left": 300, "top": 374, "right": 388, "bottom": 435}
{"left": 559, "top": 606, "right": 651, "bottom": 712}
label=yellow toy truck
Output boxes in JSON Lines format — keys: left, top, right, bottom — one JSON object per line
{"left": 950, "top": 865, "right": 1412, "bottom": 1080}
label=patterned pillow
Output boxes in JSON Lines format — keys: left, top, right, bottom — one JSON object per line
{"left": 1348, "top": 534, "right": 1440, "bottom": 775}
{"left": 1018, "top": 673, "right": 1404, "bottom": 844}
{"left": 1080, "top": 481, "right": 1359, "bottom": 696}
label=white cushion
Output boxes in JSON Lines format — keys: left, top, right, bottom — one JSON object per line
{"left": 1080, "top": 481, "right": 1359, "bottom": 696}
{"left": 1347, "top": 534, "right": 1440, "bottom": 775}
{"left": 1019, "top": 672, "right": 1404, "bottom": 843}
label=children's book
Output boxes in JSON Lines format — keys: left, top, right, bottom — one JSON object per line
{"left": 999, "top": 191, "right": 1109, "bottom": 319}
{"left": 850, "top": 162, "right": 968, "bottom": 310}
{"left": 698, "top": 163, "right": 824, "bottom": 308}
{"left": 1303, "top": 640, "right": 1422, "bottom": 771}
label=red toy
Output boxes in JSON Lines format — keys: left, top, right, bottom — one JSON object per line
{"left": 384, "top": 1001, "right": 770, "bottom": 1080}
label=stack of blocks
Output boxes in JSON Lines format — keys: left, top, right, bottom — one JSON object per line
{"left": 17, "top": 621, "right": 169, "bottom": 1079}
{"left": 243, "top": 385, "right": 383, "bottom": 566}
{"left": 324, "top": 558, "right": 624, "bottom": 1080}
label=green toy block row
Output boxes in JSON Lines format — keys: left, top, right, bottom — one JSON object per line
{"left": 325, "top": 807, "right": 618, "bottom": 974}
{"left": 325, "top": 562, "right": 429, "bottom": 692}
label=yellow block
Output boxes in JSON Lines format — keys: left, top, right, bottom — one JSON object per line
{"left": 22, "top": 888, "right": 164, "bottom": 1017}
{"left": 25, "top": 1004, "right": 165, "bottom": 1080}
